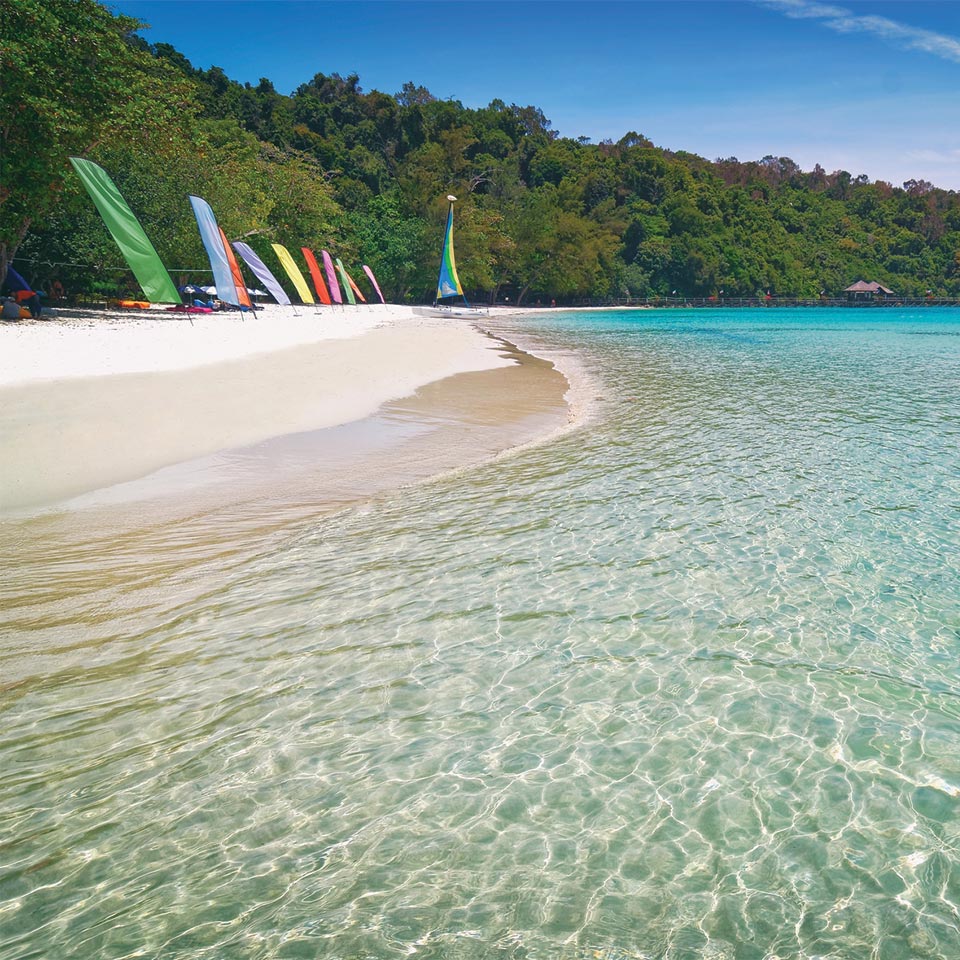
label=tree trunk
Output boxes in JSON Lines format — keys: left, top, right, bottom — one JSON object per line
{"left": 0, "top": 217, "right": 33, "bottom": 290}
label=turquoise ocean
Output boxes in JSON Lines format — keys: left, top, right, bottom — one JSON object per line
{"left": 3, "top": 307, "right": 960, "bottom": 959}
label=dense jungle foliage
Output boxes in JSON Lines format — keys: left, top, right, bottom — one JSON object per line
{"left": 5, "top": 0, "right": 960, "bottom": 304}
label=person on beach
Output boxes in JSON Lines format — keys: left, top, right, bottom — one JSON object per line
{"left": 2, "top": 297, "right": 20, "bottom": 321}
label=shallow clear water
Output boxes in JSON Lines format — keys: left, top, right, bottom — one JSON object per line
{"left": 3, "top": 308, "right": 960, "bottom": 959}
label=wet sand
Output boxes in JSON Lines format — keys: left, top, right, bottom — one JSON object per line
{"left": 0, "top": 339, "right": 572, "bottom": 677}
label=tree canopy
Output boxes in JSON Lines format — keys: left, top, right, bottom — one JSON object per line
{"left": 5, "top": 1, "right": 960, "bottom": 303}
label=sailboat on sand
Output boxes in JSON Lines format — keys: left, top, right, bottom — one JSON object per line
{"left": 415, "top": 195, "right": 487, "bottom": 318}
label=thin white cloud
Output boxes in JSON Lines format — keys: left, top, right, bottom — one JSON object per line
{"left": 761, "top": 0, "right": 960, "bottom": 63}
{"left": 765, "top": 0, "right": 852, "bottom": 19}
{"left": 906, "top": 148, "right": 960, "bottom": 165}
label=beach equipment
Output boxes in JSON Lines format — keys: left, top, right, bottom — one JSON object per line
{"left": 271, "top": 244, "right": 314, "bottom": 304}
{"left": 166, "top": 304, "right": 212, "bottom": 314}
{"left": 4, "top": 265, "right": 33, "bottom": 294}
{"left": 188, "top": 195, "right": 251, "bottom": 309}
{"left": 301, "top": 248, "right": 332, "bottom": 305}
{"left": 436, "top": 195, "right": 465, "bottom": 305}
{"left": 362, "top": 265, "right": 386, "bottom": 304}
{"left": 199, "top": 285, "right": 265, "bottom": 298}
{"left": 1, "top": 268, "right": 41, "bottom": 319}
{"left": 70, "top": 158, "right": 180, "bottom": 304}
{"left": 220, "top": 227, "right": 253, "bottom": 310}
{"left": 413, "top": 196, "right": 485, "bottom": 318}
{"left": 232, "top": 242, "right": 290, "bottom": 305}
{"left": 335, "top": 258, "right": 357, "bottom": 305}
{"left": 321, "top": 250, "right": 343, "bottom": 304}
{"left": 338, "top": 260, "right": 366, "bottom": 304}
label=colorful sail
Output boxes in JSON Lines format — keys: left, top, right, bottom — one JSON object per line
{"left": 362, "top": 265, "right": 385, "bottom": 304}
{"left": 220, "top": 228, "right": 252, "bottom": 309}
{"left": 232, "top": 242, "right": 290, "bottom": 305}
{"left": 271, "top": 244, "right": 314, "bottom": 304}
{"left": 335, "top": 258, "right": 357, "bottom": 305}
{"left": 189, "top": 195, "right": 243, "bottom": 306}
{"left": 436, "top": 197, "right": 463, "bottom": 300}
{"left": 301, "top": 248, "right": 332, "bottom": 305}
{"left": 322, "top": 250, "right": 343, "bottom": 304}
{"left": 70, "top": 158, "right": 180, "bottom": 303}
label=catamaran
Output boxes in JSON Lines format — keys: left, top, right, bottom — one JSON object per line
{"left": 415, "top": 195, "right": 487, "bottom": 318}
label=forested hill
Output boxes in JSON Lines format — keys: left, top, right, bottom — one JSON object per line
{"left": 7, "top": 0, "right": 960, "bottom": 303}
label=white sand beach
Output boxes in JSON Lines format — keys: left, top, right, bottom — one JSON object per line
{"left": 0, "top": 303, "right": 574, "bottom": 514}
{"left": 0, "top": 303, "right": 488, "bottom": 387}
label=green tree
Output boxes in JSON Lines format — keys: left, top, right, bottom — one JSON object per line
{"left": 508, "top": 187, "right": 618, "bottom": 304}
{"left": 0, "top": 0, "right": 193, "bottom": 285}
{"left": 348, "top": 192, "right": 432, "bottom": 301}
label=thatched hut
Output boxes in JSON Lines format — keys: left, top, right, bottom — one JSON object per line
{"left": 844, "top": 280, "right": 895, "bottom": 301}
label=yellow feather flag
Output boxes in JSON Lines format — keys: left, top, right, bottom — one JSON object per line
{"left": 271, "top": 244, "right": 315, "bottom": 304}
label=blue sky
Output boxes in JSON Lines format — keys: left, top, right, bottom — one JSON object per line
{"left": 111, "top": 0, "right": 960, "bottom": 190}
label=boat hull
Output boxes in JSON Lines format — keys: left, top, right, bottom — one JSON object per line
{"left": 414, "top": 305, "right": 489, "bottom": 319}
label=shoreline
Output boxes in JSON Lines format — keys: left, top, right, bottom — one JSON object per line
{"left": 0, "top": 303, "right": 587, "bottom": 518}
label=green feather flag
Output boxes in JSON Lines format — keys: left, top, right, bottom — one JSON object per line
{"left": 70, "top": 158, "right": 180, "bottom": 304}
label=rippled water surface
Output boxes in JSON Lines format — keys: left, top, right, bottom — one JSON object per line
{"left": 3, "top": 308, "right": 960, "bottom": 959}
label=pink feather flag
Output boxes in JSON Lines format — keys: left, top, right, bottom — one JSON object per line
{"left": 363, "top": 264, "right": 386, "bottom": 304}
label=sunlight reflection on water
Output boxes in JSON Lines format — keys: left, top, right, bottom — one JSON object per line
{"left": 2, "top": 309, "right": 960, "bottom": 959}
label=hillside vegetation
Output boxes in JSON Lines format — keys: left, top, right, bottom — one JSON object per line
{"left": 5, "top": 0, "right": 960, "bottom": 304}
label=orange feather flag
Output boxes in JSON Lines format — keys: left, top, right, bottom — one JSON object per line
{"left": 301, "top": 248, "right": 332, "bottom": 304}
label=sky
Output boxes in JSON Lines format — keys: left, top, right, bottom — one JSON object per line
{"left": 110, "top": 0, "right": 960, "bottom": 191}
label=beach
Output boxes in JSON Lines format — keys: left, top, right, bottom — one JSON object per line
{"left": 0, "top": 302, "right": 578, "bottom": 515}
